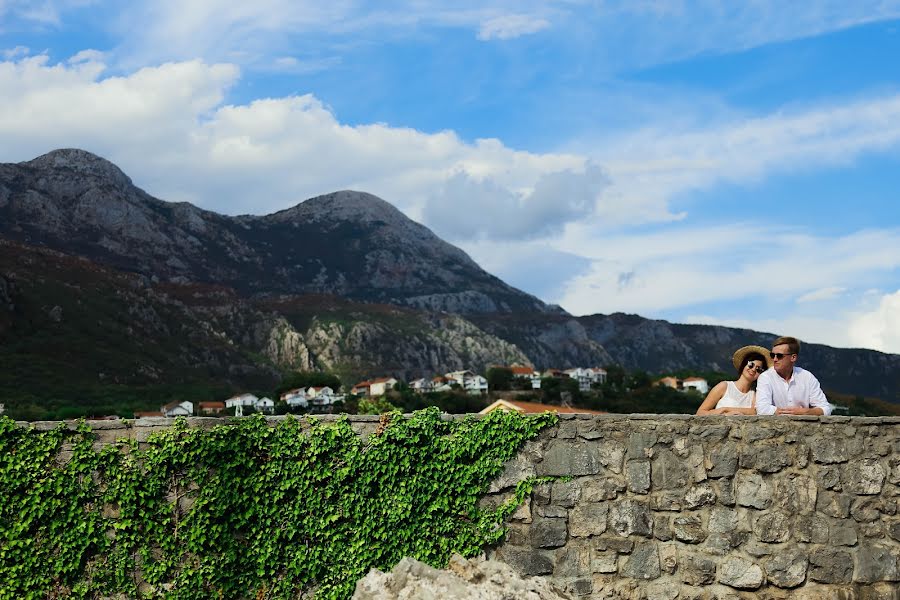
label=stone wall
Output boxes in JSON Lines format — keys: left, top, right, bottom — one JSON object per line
{"left": 19, "top": 413, "right": 900, "bottom": 599}
{"left": 485, "top": 414, "right": 900, "bottom": 599}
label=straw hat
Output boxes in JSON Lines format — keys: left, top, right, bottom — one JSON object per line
{"left": 732, "top": 345, "right": 773, "bottom": 372}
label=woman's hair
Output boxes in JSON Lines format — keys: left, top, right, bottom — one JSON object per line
{"left": 739, "top": 352, "right": 767, "bottom": 390}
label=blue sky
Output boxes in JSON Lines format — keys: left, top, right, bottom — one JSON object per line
{"left": 1, "top": 1, "right": 899, "bottom": 353}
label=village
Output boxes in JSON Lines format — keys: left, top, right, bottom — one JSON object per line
{"left": 138, "top": 366, "right": 715, "bottom": 419}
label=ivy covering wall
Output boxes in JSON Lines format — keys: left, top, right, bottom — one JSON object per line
{"left": 0, "top": 408, "right": 556, "bottom": 599}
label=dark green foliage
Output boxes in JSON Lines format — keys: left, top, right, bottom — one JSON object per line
{"left": 485, "top": 367, "right": 513, "bottom": 391}
{"left": 0, "top": 408, "right": 556, "bottom": 599}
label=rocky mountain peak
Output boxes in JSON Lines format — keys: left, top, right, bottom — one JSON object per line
{"left": 24, "top": 149, "right": 134, "bottom": 191}
{"left": 267, "top": 190, "right": 415, "bottom": 228}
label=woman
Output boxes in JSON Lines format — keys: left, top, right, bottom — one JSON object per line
{"left": 696, "top": 345, "right": 773, "bottom": 415}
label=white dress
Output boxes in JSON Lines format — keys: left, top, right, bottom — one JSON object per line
{"left": 714, "top": 381, "right": 754, "bottom": 409}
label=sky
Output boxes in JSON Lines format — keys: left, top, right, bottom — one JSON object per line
{"left": 1, "top": 1, "right": 899, "bottom": 354}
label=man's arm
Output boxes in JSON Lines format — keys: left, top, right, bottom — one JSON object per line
{"left": 805, "top": 372, "right": 831, "bottom": 416}
{"left": 755, "top": 373, "right": 776, "bottom": 415}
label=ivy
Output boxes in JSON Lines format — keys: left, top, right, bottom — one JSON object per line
{"left": 0, "top": 407, "right": 557, "bottom": 599}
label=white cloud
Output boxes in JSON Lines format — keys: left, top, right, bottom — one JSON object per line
{"left": 2, "top": 46, "right": 29, "bottom": 59}
{"left": 848, "top": 290, "right": 900, "bottom": 353}
{"left": 477, "top": 14, "right": 550, "bottom": 40}
{"left": 797, "top": 286, "right": 846, "bottom": 303}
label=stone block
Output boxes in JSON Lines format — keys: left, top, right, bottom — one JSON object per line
{"left": 855, "top": 543, "right": 900, "bottom": 583}
{"left": 594, "top": 537, "right": 634, "bottom": 554}
{"left": 739, "top": 444, "right": 791, "bottom": 473}
{"left": 597, "top": 440, "right": 626, "bottom": 474}
{"left": 679, "top": 552, "right": 717, "bottom": 586}
{"left": 851, "top": 497, "right": 886, "bottom": 525}
{"left": 649, "top": 491, "right": 683, "bottom": 511}
{"left": 551, "top": 479, "right": 580, "bottom": 508}
{"left": 553, "top": 539, "right": 592, "bottom": 578}
{"left": 591, "top": 551, "right": 617, "bottom": 574}
{"left": 828, "top": 519, "right": 859, "bottom": 546}
{"left": 536, "top": 441, "right": 603, "bottom": 477}
{"left": 708, "top": 507, "right": 739, "bottom": 534}
{"left": 620, "top": 541, "right": 660, "bottom": 580}
{"left": 843, "top": 458, "right": 887, "bottom": 495}
{"left": 626, "top": 431, "right": 657, "bottom": 461}
{"left": 817, "top": 490, "right": 852, "bottom": 519}
{"left": 530, "top": 517, "right": 568, "bottom": 549}
{"left": 811, "top": 436, "right": 859, "bottom": 464}
{"left": 489, "top": 452, "right": 536, "bottom": 493}
{"left": 764, "top": 550, "right": 809, "bottom": 589}
{"left": 569, "top": 502, "right": 608, "bottom": 538}
{"left": 817, "top": 465, "right": 842, "bottom": 490}
{"left": 652, "top": 449, "right": 690, "bottom": 489}
{"left": 706, "top": 443, "right": 738, "bottom": 479}
{"left": 772, "top": 473, "right": 817, "bottom": 514}
{"left": 888, "top": 520, "right": 900, "bottom": 542}
{"left": 717, "top": 556, "right": 764, "bottom": 590}
{"left": 576, "top": 421, "right": 603, "bottom": 440}
{"left": 536, "top": 505, "right": 567, "bottom": 518}
{"left": 492, "top": 546, "right": 554, "bottom": 576}
{"left": 652, "top": 514, "right": 672, "bottom": 541}
{"left": 795, "top": 513, "right": 830, "bottom": 544}
{"left": 809, "top": 548, "right": 854, "bottom": 583}
{"left": 658, "top": 543, "right": 677, "bottom": 574}
{"left": 609, "top": 500, "right": 652, "bottom": 538}
{"left": 753, "top": 511, "right": 790, "bottom": 543}
{"left": 673, "top": 515, "right": 707, "bottom": 544}
{"left": 626, "top": 460, "right": 651, "bottom": 494}
{"left": 712, "top": 477, "right": 735, "bottom": 507}
{"left": 580, "top": 477, "right": 624, "bottom": 502}
{"left": 684, "top": 484, "right": 716, "bottom": 509}
{"left": 735, "top": 472, "right": 772, "bottom": 509}
{"left": 690, "top": 423, "right": 730, "bottom": 440}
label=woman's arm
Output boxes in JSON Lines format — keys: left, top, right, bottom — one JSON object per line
{"left": 696, "top": 381, "right": 728, "bottom": 415}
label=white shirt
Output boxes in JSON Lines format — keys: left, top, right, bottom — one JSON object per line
{"left": 755, "top": 366, "right": 832, "bottom": 416}
{"left": 715, "top": 381, "right": 754, "bottom": 409}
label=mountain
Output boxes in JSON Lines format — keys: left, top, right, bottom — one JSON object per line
{"left": 1, "top": 149, "right": 897, "bottom": 417}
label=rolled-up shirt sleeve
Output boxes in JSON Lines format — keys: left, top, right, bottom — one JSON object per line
{"left": 755, "top": 372, "right": 776, "bottom": 415}
{"left": 807, "top": 373, "right": 832, "bottom": 416}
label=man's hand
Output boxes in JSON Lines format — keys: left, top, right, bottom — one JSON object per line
{"left": 775, "top": 407, "right": 824, "bottom": 415}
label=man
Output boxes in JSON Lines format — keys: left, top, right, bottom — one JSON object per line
{"left": 755, "top": 336, "right": 832, "bottom": 416}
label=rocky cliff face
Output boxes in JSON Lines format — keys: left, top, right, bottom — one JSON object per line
{"left": 0, "top": 150, "right": 552, "bottom": 314}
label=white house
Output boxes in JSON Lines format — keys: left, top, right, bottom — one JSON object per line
{"left": 464, "top": 375, "right": 489, "bottom": 395}
{"left": 225, "top": 393, "right": 259, "bottom": 417}
{"left": 409, "top": 378, "right": 434, "bottom": 393}
{"left": 307, "top": 386, "right": 344, "bottom": 406}
{"left": 280, "top": 388, "right": 309, "bottom": 408}
{"left": 681, "top": 377, "right": 709, "bottom": 395}
{"left": 509, "top": 366, "right": 542, "bottom": 389}
{"left": 369, "top": 377, "right": 398, "bottom": 397}
{"left": 255, "top": 397, "right": 275, "bottom": 414}
{"left": 564, "top": 368, "right": 594, "bottom": 392}
{"left": 161, "top": 400, "right": 193, "bottom": 417}
{"left": 445, "top": 370, "right": 476, "bottom": 386}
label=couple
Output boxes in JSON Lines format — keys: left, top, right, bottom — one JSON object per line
{"left": 696, "top": 336, "right": 832, "bottom": 416}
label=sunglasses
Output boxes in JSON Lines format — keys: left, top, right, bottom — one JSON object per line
{"left": 746, "top": 361, "right": 766, "bottom": 374}
{"left": 769, "top": 352, "right": 795, "bottom": 360}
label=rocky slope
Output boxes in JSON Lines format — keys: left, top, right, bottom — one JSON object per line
{"left": 1, "top": 149, "right": 898, "bottom": 411}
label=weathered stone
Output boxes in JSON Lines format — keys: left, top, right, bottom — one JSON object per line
{"left": 533, "top": 483, "right": 552, "bottom": 505}
{"left": 843, "top": 458, "right": 887, "bottom": 495}
{"left": 531, "top": 517, "right": 568, "bottom": 549}
{"left": 537, "top": 441, "right": 603, "bottom": 477}
{"left": 680, "top": 552, "right": 717, "bottom": 586}
{"left": 594, "top": 537, "right": 634, "bottom": 554}
{"left": 717, "top": 556, "right": 764, "bottom": 590}
{"left": 553, "top": 539, "right": 591, "bottom": 578}
{"left": 652, "top": 514, "right": 672, "bottom": 541}
{"left": 706, "top": 443, "right": 739, "bottom": 478}
{"left": 557, "top": 421, "right": 577, "bottom": 439}
{"left": 684, "top": 484, "right": 717, "bottom": 509}
{"left": 816, "top": 490, "right": 852, "bottom": 519}
{"left": 597, "top": 440, "right": 626, "bottom": 474}
{"left": 854, "top": 543, "right": 900, "bottom": 583}
{"left": 510, "top": 500, "right": 532, "bottom": 523}
{"left": 576, "top": 420, "right": 603, "bottom": 440}
{"left": 620, "top": 541, "right": 660, "bottom": 580}
{"left": 764, "top": 550, "right": 808, "bottom": 589}
{"left": 569, "top": 503, "right": 608, "bottom": 538}
{"left": 888, "top": 520, "right": 900, "bottom": 542}
{"left": 735, "top": 472, "right": 772, "bottom": 509}
{"left": 860, "top": 521, "right": 885, "bottom": 539}
{"left": 772, "top": 473, "right": 817, "bottom": 514}
{"left": 753, "top": 512, "right": 790, "bottom": 543}
{"left": 536, "top": 505, "right": 567, "bottom": 518}
{"left": 551, "top": 479, "right": 580, "bottom": 508}
{"left": 641, "top": 582, "right": 677, "bottom": 600}
{"left": 652, "top": 449, "right": 691, "bottom": 490}
{"left": 649, "top": 492, "right": 683, "bottom": 511}
{"left": 609, "top": 500, "right": 652, "bottom": 538}
{"left": 580, "top": 477, "right": 624, "bottom": 502}
{"left": 712, "top": 477, "right": 735, "bottom": 507}
{"left": 811, "top": 436, "right": 857, "bottom": 464}
{"left": 691, "top": 423, "right": 730, "bottom": 441}
{"left": 491, "top": 547, "right": 554, "bottom": 576}
{"left": 795, "top": 513, "right": 830, "bottom": 544}
{"left": 591, "top": 551, "right": 617, "bottom": 574}
{"left": 852, "top": 497, "right": 885, "bottom": 524}
{"left": 817, "top": 465, "right": 842, "bottom": 490}
{"left": 809, "top": 548, "right": 853, "bottom": 583}
{"left": 658, "top": 543, "right": 677, "bottom": 574}
{"left": 741, "top": 423, "right": 779, "bottom": 442}
{"left": 626, "top": 431, "right": 657, "bottom": 460}
{"left": 626, "top": 460, "right": 651, "bottom": 494}
{"left": 739, "top": 444, "right": 791, "bottom": 473}
{"left": 742, "top": 541, "right": 774, "bottom": 558}
{"left": 708, "top": 507, "right": 739, "bottom": 534}
{"left": 828, "top": 519, "right": 858, "bottom": 546}
{"left": 674, "top": 516, "right": 707, "bottom": 544}
{"left": 489, "top": 453, "right": 537, "bottom": 492}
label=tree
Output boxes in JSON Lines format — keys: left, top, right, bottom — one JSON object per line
{"left": 485, "top": 367, "right": 513, "bottom": 392}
